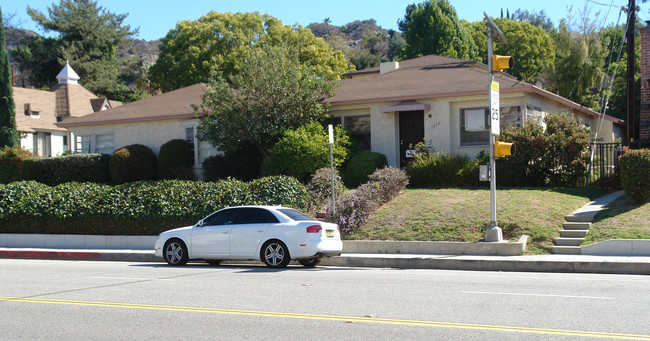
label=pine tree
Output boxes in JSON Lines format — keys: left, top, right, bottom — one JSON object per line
{"left": 0, "top": 7, "right": 20, "bottom": 148}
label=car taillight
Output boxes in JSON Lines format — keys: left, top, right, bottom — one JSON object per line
{"left": 306, "top": 225, "right": 322, "bottom": 233}
{"left": 336, "top": 225, "right": 340, "bottom": 232}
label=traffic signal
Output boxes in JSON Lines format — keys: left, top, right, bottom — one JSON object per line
{"left": 494, "top": 141, "right": 515, "bottom": 158}
{"left": 492, "top": 55, "right": 513, "bottom": 72}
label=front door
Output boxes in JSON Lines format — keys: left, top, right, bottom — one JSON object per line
{"left": 399, "top": 110, "right": 424, "bottom": 167}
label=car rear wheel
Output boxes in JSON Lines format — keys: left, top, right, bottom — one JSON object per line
{"left": 164, "top": 239, "right": 188, "bottom": 266}
{"left": 261, "top": 240, "right": 290, "bottom": 268}
{"left": 298, "top": 259, "right": 321, "bottom": 268}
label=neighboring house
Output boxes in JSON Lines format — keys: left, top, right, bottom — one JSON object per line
{"left": 56, "top": 84, "right": 218, "bottom": 177}
{"left": 12, "top": 62, "right": 120, "bottom": 156}
{"left": 324, "top": 55, "right": 625, "bottom": 168}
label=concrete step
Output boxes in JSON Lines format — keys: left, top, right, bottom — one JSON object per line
{"left": 563, "top": 222, "right": 591, "bottom": 230}
{"left": 551, "top": 246, "right": 581, "bottom": 255}
{"left": 565, "top": 215, "right": 593, "bottom": 223}
{"left": 555, "top": 237, "right": 584, "bottom": 246}
{"left": 560, "top": 229, "right": 589, "bottom": 238}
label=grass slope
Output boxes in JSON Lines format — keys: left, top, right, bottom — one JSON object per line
{"left": 584, "top": 195, "right": 650, "bottom": 245}
{"left": 347, "top": 187, "right": 610, "bottom": 254}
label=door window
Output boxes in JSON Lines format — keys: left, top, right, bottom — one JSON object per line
{"left": 235, "top": 208, "right": 279, "bottom": 224}
{"left": 203, "top": 208, "right": 239, "bottom": 226}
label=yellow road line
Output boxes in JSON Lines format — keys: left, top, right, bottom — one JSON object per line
{"left": 2, "top": 297, "right": 650, "bottom": 340}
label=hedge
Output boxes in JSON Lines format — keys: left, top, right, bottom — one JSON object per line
{"left": 619, "top": 148, "right": 650, "bottom": 204}
{"left": 344, "top": 151, "right": 388, "bottom": 187}
{"left": 21, "top": 154, "right": 110, "bottom": 185}
{"left": 329, "top": 167, "right": 408, "bottom": 235}
{"left": 0, "top": 177, "right": 309, "bottom": 235}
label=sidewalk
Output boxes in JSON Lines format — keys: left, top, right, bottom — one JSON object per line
{"left": 1, "top": 247, "right": 650, "bottom": 274}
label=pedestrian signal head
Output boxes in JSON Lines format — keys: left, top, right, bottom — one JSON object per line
{"left": 494, "top": 141, "right": 515, "bottom": 158}
{"left": 492, "top": 55, "right": 513, "bottom": 72}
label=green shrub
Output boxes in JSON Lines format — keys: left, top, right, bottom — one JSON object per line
{"left": 202, "top": 144, "right": 261, "bottom": 182}
{"left": 0, "top": 146, "right": 32, "bottom": 183}
{"left": 329, "top": 167, "right": 408, "bottom": 234}
{"left": 405, "top": 152, "right": 478, "bottom": 188}
{"left": 158, "top": 139, "right": 194, "bottom": 180}
{"left": 344, "top": 151, "right": 387, "bottom": 187}
{"left": 246, "top": 175, "right": 311, "bottom": 209}
{"left": 619, "top": 148, "right": 650, "bottom": 204}
{"left": 499, "top": 113, "right": 590, "bottom": 187}
{"left": 21, "top": 154, "right": 110, "bottom": 185}
{"left": 265, "top": 122, "right": 351, "bottom": 182}
{"left": 308, "top": 167, "right": 345, "bottom": 205}
{"left": 0, "top": 177, "right": 309, "bottom": 235}
{"left": 109, "top": 144, "right": 157, "bottom": 184}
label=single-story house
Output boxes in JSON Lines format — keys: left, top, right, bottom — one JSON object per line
{"left": 324, "top": 55, "right": 625, "bottom": 168}
{"left": 13, "top": 62, "right": 120, "bottom": 156}
{"left": 56, "top": 84, "right": 218, "bottom": 177}
{"left": 56, "top": 54, "right": 625, "bottom": 175}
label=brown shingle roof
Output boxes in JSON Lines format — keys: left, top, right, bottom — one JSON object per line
{"left": 57, "top": 84, "right": 209, "bottom": 128}
{"left": 13, "top": 87, "right": 64, "bottom": 133}
{"left": 327, "top": 54, "right": 623, "bottom": 124}
{"left": 328, "top": 55, "right": 529, "bottom": 105}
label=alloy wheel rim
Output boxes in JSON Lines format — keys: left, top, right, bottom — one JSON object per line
{"left": 166, "top": 242, "right": 182, "bottom": 264}
{"left": 265, "top": 243, "right": 284, "bottom": 266}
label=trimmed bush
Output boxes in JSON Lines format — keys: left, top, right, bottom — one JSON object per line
{"left": 0, "top": 176, "right": 310, "bottom": 235}
{"left": 246, "top": 175, "right": 312, "bottom": 209}
{"left": 0, "top": 146, "right": 32, "bottom": 183}
{"left": 202, "top": 144, "right": 261, "bottom": 182}
{"left": 158, "top": 139, "right": 194, "bottom": 180}
{"left": 405, "top": 152, "right": 478, "bottom": 188}
{"left": 344, "top": 151, "right": 387, "bottom": 187}
{"left": 21, "top": 154, "right": 110, "bottom": 185}
{"left": 109, "top": 144, "right": 157, "bottom": 184}
{"left": 265, "top": 122, "right": 350, "bottom": 182}
{"left": 329, "top": 167, "right": 408, "bottom": 234}
{"left": 619, "top": 148, "right": 650, "bottom": 204}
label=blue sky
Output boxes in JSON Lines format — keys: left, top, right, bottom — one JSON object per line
{"left": 3, "top": 0, "right": 648, "bottom": 41}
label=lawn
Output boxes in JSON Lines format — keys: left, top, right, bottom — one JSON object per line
{"left": 346, "top": 187, "right": 611, "bottom": 254}
{"left": 583, "top": 195, "right": 650, "bottom": 245}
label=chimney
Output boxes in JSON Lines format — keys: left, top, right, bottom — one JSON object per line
{"left": 640, "top": 22, "right": 650, "bottom": 141}
{"left": 380, "top": 61, "right": 399, "bottom": 75}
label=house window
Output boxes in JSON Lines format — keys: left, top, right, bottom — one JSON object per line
{"left": 460, "top": 106, "right": 523, "bottom": 146}
{"left": 343, "top": 115, "right": 371, "bottom": 150}
{"left": 95, "top": 134, "right": 114, "bottom": 155}
{"left": 461, "top": 108, "right": 489, "bottom": 146}
{"left": 75, "top": 135, "right": 91, "bottom": 153}
{"left": 185, "top": 127, "right": 197, "bottom": 165}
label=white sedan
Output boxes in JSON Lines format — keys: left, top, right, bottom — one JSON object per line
{"left": 154, "top": 206, "right": 342, "bottom": 268}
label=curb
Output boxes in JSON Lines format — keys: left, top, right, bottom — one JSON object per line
{"left": 2, "top": 249, "right": 650, "bottom": 275}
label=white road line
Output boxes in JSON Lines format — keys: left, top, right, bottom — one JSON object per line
{"left": 460, "top": 291, "right": 614, "bottom": 300}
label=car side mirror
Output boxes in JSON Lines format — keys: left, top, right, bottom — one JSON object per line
{"left": 197, "top": 219, "right": 204, "bottom": 227}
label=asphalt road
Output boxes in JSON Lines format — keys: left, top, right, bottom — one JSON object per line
{"left": 2, "top": 259, "right": 650, "bottom": 340}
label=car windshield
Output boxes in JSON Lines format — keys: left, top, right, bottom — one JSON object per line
{"left": 277, "top": 208, "right": 315, "bottom": 221}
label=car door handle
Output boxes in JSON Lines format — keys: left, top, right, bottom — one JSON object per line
{"left": 223, "top": 231, "right": 229, "bottom": 234}
{"left": 257, "top": 230, "right": 264, "bottom": 233}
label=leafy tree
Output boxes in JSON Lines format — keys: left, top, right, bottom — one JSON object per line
{"left": 546, "top": 20, "right": 606, "bottom": 109}
{"left": 15, "top": 0, "right": 141, "bottom": 99}
{"left": 0, "top": 7, "right": 19, "bottom": 148}
{"left": 398, "top": 0, "right": 477, "bottom": 60}
{"left": 197, "top": 45, "right": 336, "bottom": 173}
{"left": 150, "top": 11, "right": 351, "bottom": 92}
{"left": 511, "top": 9, "right": 555, "bottom": 35}
{"left": 462, "top": 18, "right": 555, "bottom": 83}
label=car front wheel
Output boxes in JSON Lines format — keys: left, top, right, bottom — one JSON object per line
{"left": 164, "top": 239, "right": 188, "bottom": 266}
{"left": 261, "top": 240, "right": 290, "bottom": 268}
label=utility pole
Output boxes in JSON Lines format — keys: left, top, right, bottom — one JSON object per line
{"left": 627, "top": 0, "right": 636, "bottom": 143}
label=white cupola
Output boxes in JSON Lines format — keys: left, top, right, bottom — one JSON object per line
{"left": 56, "top": 61, "right": 81, "bottom": 85}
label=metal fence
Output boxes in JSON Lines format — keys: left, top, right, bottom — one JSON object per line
{"left": 586, "top": 141, "right": 649, "bottom": 189}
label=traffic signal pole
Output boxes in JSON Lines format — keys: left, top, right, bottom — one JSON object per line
{"left": 484, "top": 13, "right": 510, "bottom": 242}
